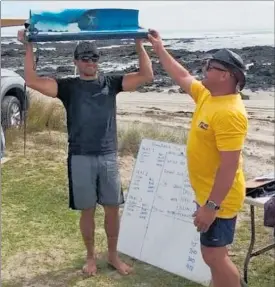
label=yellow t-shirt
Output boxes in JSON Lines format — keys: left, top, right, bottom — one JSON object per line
{"left": 186, "top": 80, "right": 248, "bottom": 218}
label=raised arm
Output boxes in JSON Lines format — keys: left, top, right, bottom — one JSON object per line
{"left": 122, "top": 39, "right": 154, "bottom": 92}
{"left": 18, "top": 30, "right": 58, "bottom": 98}
{"left": 148, "top": 30, "right": 199, "bottom": 98}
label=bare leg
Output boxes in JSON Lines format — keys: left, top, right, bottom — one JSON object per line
{"left": 80, "top": 208, "right": 97, "bottom": 276}
{"left": 104, "top": 206, "right": 133, "bottom": 275}
{"left": 202, "top": 246, "right": 241, "bottom": 287}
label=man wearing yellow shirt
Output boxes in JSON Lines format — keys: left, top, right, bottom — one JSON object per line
{"left": 148, "top": 30, "right": 248, "bottom": 287}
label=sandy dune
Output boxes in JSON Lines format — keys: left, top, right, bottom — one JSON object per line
{"left": 116, "top": 90, "right": 275, "bottom": 179}
{"left": 29, "top": 88, "right": 275, "bottom": 179}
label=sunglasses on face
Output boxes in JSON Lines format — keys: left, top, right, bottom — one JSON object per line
{"left": 203, "top": 60, "right": 228, "bottom": 72}
{"left": 203, "top": 60, "right": 241, "bottom": 84}
{"left": 77, "top": 55, "right": 99, "bottom": 63}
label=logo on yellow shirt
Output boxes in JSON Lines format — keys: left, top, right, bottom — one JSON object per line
{"left": 198, "top": 121, "right": 209, "bottom": 130}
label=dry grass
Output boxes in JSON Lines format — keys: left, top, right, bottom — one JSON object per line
{"left": 1, "top": 97, "right": 274, "bottom": 287}
{"left": 26, "top": 98, "right": 66, "bottom": 133}
{"left": 4, "top": 95, "right": 187, "bottom": 159}
{"left": 117, "top": 122, "right": 187, "bottom": 157}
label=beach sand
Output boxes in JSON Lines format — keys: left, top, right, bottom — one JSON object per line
{"left": 29, "top": 87, "right": 275, "bottom": 183}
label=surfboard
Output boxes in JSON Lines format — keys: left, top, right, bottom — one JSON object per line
{"left": 24, "top": 8, "right": 148, "bottom": 42}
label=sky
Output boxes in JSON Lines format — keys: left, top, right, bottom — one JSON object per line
{"left": 1, "top": 1, "right": 274, "bottom": 36}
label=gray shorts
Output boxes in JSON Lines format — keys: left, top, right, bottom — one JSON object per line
{"left": 67, "top": 153, "right": 124, "bottom": 210}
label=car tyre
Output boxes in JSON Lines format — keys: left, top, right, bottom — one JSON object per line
{"left": 1, "top": 95, "right": 22, "bottom": 129}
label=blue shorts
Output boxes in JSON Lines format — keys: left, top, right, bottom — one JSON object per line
{"left": 200, "top": 217, "right": 237, "bottom": 247}
{"left": 67, "top": 153, "right": 124, "bottom": 210}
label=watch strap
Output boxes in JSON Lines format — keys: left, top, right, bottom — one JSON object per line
{"left": 206, "top": 200, "right": 220, "bottom": 210}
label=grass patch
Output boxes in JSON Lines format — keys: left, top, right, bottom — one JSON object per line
{"left": 26, "top": 99, "right": 66, "bottom": 133}
{"left": 1, "top": 97, "right": 274, "bottom": 286}
{"left": 4, "top": 95, "right": 187, "bottom": 159}
{"left": 1, "top": 128, "right": 194, "bottom": 287}
{"left": 117, "top": 122, "right": 187, "bottom": 157}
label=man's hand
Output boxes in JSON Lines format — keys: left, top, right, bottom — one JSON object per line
{"left": 135, "top": 38, "right": 144, "bottom": 46}
{"left": 135, "top": 39, "right": 145, "bottom": 52}
{"left": 17, "top": 29, "right": 28, "bottom": 45}
{"left": 147, "top": 29, "right": 164, "bottom": 53}
{"left": 193, "top": 206, "right": 217, "bottom": 233}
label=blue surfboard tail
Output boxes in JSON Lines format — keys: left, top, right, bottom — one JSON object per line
{"left": 26, "top": 8, "right": 148, "bottom": 42}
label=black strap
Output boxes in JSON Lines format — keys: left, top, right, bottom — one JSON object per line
{"left": 23, "top": 26, "right": 40, "bottom": 156}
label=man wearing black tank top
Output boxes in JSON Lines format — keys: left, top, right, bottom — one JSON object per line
{"left": 18, "top": 29, "right": 154, "bottom": 276}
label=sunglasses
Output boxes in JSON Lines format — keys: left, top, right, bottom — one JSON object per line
{"left": 77, "top": 55, "right": 100, "bottom": 63}
{"left": 203, "top": 60, "right": 229, "bottom": 72}
{"left": 203, "top": 59, "right": 242, "bottom": 84}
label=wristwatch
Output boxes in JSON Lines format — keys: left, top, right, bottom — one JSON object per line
{"left": 205, "top": 200, "right": 220, "bottom": 210}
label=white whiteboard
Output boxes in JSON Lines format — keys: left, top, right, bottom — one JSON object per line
{"left": 117, "top": 139, "right": 211, "bottom": 286}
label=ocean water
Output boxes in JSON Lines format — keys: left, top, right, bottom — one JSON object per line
{"left": 160, "top": 29, "right": 275, "bottom": 51}
{"left": 1, "top": 28, "right": 274, "bottom": 51}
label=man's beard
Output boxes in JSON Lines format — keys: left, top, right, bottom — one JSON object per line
{"left": 83, "top": 68, "right": 97, "bottom": 77}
